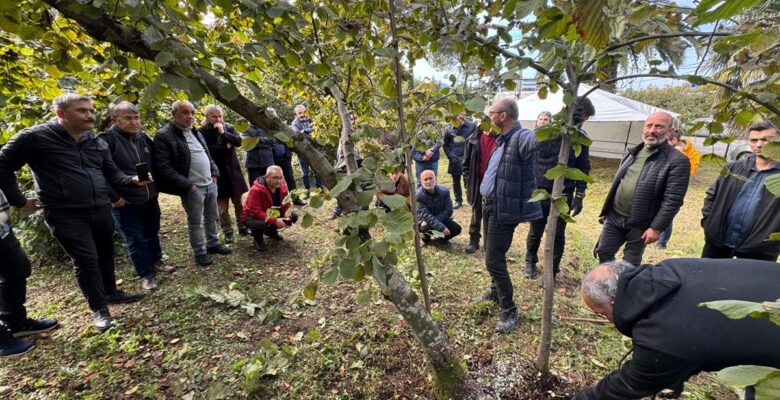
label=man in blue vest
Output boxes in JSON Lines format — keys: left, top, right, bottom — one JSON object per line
{"left": 472, "top": 98, "right": 542, "bottom": 333}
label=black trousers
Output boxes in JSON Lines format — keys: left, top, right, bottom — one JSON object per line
{"left": 467, "top": 191, "right": 484, "bottom": 245}
{"left": 419, "top": 218, "right": 461, "bottom": 242}
{"left": 450, "top": 174, "right": 463, "bottom": 203}
{"left": 483, "top": 199, "right": 518, "bottom": 313}
{"left": 525, "top": 197, "right": 568, "bottom": 273}
{"left": 44, "top": 207, "right": 116, "bottom": 312}
{"left": 0, "top": 230, "right": 31, "bottom": 326}
{"left": 244, "top": 212, "right": 299, "bottom": 242}
{"left": 574, "top": 345, "right": 699, "bottom": 400}
{"left": 594, "top": 210, "right": 647, "bottom": 266}
{"left": 274, "top": 158, "right": 297, "bottom": 190}
{"left": 702, "top": 240, "right": 779, "bottom": 262}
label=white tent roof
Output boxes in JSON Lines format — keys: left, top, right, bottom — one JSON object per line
{"left": 512, "top": 84, "right": 679, "bottom": 122}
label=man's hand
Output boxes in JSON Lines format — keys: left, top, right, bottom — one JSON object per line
{"left": 131, "top": 175, "right": 153, "bottom": 186}
{"left": 214, "top": 122, "right": 225, "bottom": 134}
{"left": 189, "top": 185, "right": 198, "bottom": 193}
{"left": 571, "top": 194, "right": 584, "bottom": 216}
{"left": 212, "top": 176, "right": 218, "bottom": 184}
{"left": 642, "top": 228, "right": 661, "bottom": 244}
{"left": 21, "top": 198, "right": 40, "bottom": 211}
{"left": 113, "top": 198, "right": 127, "bottom": 208}
{"left": 442, "top": 228, "right": 451, "bottom": 237}
{"left": 275, "top": 219, "right": 287, "bottom": 229}
{"left": 424, "top": 149, "right": 434, "bottom": 159}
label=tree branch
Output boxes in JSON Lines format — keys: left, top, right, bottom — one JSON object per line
{"left": 581, "top": 31, "right": 734, "bottom": 75}
{"left": 471, "top": 35, "right": 565, "bottom": 88}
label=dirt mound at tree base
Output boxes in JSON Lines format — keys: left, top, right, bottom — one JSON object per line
{"left": 459, "top": 353, "right": 578, "bottom": 399}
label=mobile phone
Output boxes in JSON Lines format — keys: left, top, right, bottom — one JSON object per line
{"left": 283, "top": 218, "right": 293, "bottom": 226}
{"left": 136, "top": 162, "right": 150, "bottom": 181}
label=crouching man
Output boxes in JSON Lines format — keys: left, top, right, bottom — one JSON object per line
{"left": 240, "top": 166, "right": 298, "bottom": 252}
{"left": 575, "top": 258, "right": 780, "bottom": 399}
{"left": 416, "top": 170, "right": 461, "bottom": 244}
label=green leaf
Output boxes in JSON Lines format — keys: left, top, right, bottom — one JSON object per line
{"left": 535, "top": 125, "right": 560, "bottom": 141}
{"left": 769, "top": 233, "right": 780, "bottom": 241}
{"left": 554, "top": 196, "right": 570, "bottom": 215}
{"left": 301, "top": 213, "right": 314, "bottom": 228}
{"left": 241, "top": 136, "right": 260, "bottom": 151}
{"left": 380, "top": 194, "right": 406, "bottom": 210}
{"left": 154, "top": 51, "right": 176, "bottom": 67}
{"left": 346, "top": 236, "right": 361, "bottom": 251}
{"left": 274, "top": 132, "right": 293, "bottom": 146}
{"left": 572, "top": 0, "right": 608, "bottom": 49}
{"left": 544, "top": 164, "right": 567, "bottom": 180}
{"left": 382, "top": 208, "right": 413, "bottom": 236}
{"left": 305, "top": 63, "right": 330, "bottom": 77}
{"left": 699, "top": 299, "right": 780, "bottom": 325}
{"left": 356, "top": 190, "right": 376, "bottom": 207}
{"left": 691, "top": 0, "right": 764, "bottom": 26}
{"left": 339, "top": 258, "right": 356, "bottom": 280}
{"left": 303, "top": 281, "right": 317, "bottom": 300}
{"left": 329, "top": 175, "right": 353, "bottom": 198}
{"left": 218, "top": 83, "right": 241, "bottom": 101}
{"left": 355, "top": 289, "right": 371, "bottom": 305}
{"left": 321, "top": 266, "right": 339, "bottom": 284}
{"left": 372, "top": 257, "right": 387, "bottom": 287}
{"left": 465, "top": 96, "right": 486, "bottom": 113}
{"left": 528, "top": 188, "right": 549, "bottom": 202}
{"left": 266, "top": 2, "right": 296, "bottom": 18}
{"left": 374, "top": 47, "right": 398, "bottom": 58}
{"left": 717, "top": 365, "right": 780, "bottom": 387}
{"left": 766, "top": 174, "right": 780, "bottom": 198}
{"left": 565, "top": 167, "right": 595, "bottom": 183}
{"left": 308, "top": 195, "right": 324, "bottom": 208}
{"left": 734, "top": 110, "right": 756, "bottom": 125}
{"left": 762, "top": 142, "right": 780, "bottom": 161}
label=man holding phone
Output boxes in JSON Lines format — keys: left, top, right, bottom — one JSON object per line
{"left": 0, "top": 93, "right": 148, "bottom": 331}
{"left": 100, "top": 101, "right": 175, "bottom": 292}
{"left": 240, "top": 166, "right": 298, "bottom": 252}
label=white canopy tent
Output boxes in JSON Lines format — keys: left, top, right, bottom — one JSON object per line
{"left": 504, "top": 85, "right": 680, "bottom": 159}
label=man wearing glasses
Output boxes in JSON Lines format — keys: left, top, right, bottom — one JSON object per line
{"left": 701, "top": 121, "right": 780, "bottom": 261}
{"left": 471, "top": 98, "right": 542, "bottom": 334}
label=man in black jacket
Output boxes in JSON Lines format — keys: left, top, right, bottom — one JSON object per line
{"left": 100, "top": 101, "right": 175, "bottom": 292}
{"left": 595, "top": 112, "right": 690, "bottom": 266}
{"left": 416, "top": 170, "right": 461, "bottom": 243}
{"left": 199, "top": 105, "right": 249, "bottom": 244}
{"left": 575, "top": 258, "right": 780, "bottom": 399}
{"left": 442, "top": 114, "right": 477, "bottom": 209}
{"left": 701, "top": 121, "right": 780, "bottom": 261}
{"left": 0, "top": 93, "right": 146, "bottom": 330}
{"left": 152, "top": 100, "right": 230, "bottom": 267}
{"left": 524, "top": 98, "right": 593, "bottom": 280}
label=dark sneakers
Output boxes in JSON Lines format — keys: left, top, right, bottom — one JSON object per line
{"left": 9, "top": 318, "right": 60, "bottom": 338}
{"left": 267, "top": 231, "right": 284, "bottom": 241}
{"left": 207, "top": 244, "right": 232, "bottom": 255}
{"left": 195, "top": 254, "right": 214, "bottom": 266}
{"left": 224, "top": 232, "right": 235, "bottom": 244}
{"left": 495, "top": 311, "right": 520, "bottom": 334}
{"left": 0, "top": 327, "right": 34, "bottom": 357}
{"left": 465, "top": 242, "right": 479, "bottom": 253}
{"left": 238, "top": 226, "right": 252, "bottom": 236}
{"left": 107, "top": 290, "right": 145, "bottom": 304}
{"left": 93, "top": 309, "right": 113, "bottom": 331}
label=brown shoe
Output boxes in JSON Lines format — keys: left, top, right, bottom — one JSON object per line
{"left": 153, "top": 261, "right": 176, "bottom": 273}
{"left": 140, "top": 277, "right": 159, "bottom": 291}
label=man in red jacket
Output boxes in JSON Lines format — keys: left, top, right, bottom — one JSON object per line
{"left": 240, "top": 166, "right": 299, "bottom": 251}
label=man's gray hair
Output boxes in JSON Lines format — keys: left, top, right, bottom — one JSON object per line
{"left": 265, "top": 165, "right": 283, "bottom": 175}
{"left": 53, "top": 93, "right": 91, "bottom": 111}
{"left": 204, "top": 104, "right": 223, "bottom": 116}
{"left": 109, "top": 101, "right": 139, "bottom": 117}
{"left": 171, "top": 100, "right": 194, "bottom": 114}
{"left": 581, "top": 259, "right": 635, "bottom": 309}
{"left": 294, "top": 104, "right": 306, "bottom": 113}
{"left": 493, "top": 98, "right": 519, "bottom": 120}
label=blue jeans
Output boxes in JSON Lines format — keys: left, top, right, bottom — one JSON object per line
{"left": 658, "top": 220, "right": 673, "bottom": 247}
{"left": 181, "top": 181, "right": 220, "bottom": 256}
{"left": 414, "top": 160, "right": 439, "bottom": 187}
{"left": 112, "top": 199, "right": 163, "bottom": 279}
{"left": 298, "top": 157, "right": 322, "bottom": 189}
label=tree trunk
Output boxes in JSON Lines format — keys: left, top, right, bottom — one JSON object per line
{"left": 385, "top": 264, "right": 465, "bottom": 398}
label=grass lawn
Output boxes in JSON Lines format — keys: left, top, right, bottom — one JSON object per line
{"left": 0, "top": 155, "right": 739, "bottom": 399}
